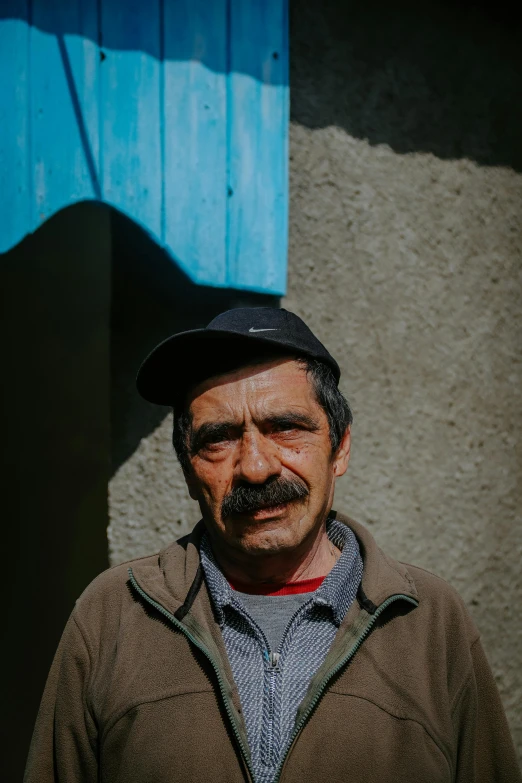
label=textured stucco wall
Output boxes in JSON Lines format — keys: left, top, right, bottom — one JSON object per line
{"left": 109, "top": 0, "right": 522, "bottom": 759}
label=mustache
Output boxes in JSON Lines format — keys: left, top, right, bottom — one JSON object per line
{"left": 221, "top": 477, "right": 309, "bottom": 518}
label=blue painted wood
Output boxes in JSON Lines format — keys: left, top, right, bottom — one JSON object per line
{"left": 163, "top": 0, "right": 228, "bottom": 285}
{"left": 100, "top": 0, "right": 162, "bottom": 240}
{"left": 0, "top": 0, "right": 289, "bottom": 295}
{"left": 0, "top": 1, "right": 30, "bottom": 251}
{"left": 31, "top": 0, "right": 100, "bottom": 223}
{"left": 227, "top": 0, "right": 288, "bottom": 294}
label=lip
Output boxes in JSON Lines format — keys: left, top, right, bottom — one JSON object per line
{"left": 242, "top": 502, "right": 291, "bottom": 520}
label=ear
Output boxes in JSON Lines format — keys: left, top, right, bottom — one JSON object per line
{"left": 333, "top": 426, "right": 351, "bottom": 478}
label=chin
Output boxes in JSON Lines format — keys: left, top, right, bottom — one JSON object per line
{"left": 229, "top": 521, "right": 302, "bottom": 556}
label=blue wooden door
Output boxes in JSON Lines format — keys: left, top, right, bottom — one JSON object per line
{"left": 0, "top": 0, "right": 288, "bottom": 295}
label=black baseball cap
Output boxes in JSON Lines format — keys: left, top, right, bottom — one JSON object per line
{"left": 136, "top": 307, "right": 341, "bottom": 405}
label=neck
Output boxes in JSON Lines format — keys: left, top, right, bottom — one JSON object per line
{"left": 207, "top": 521, "right": 341, "bottom": 588}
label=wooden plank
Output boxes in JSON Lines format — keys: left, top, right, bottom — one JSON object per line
{"left": 0, "top": 1, "right": 30, "bottom": 252}
{"left": 31, "top": 0, "right": 100, "bottom": 225}
{"left": 162, "top": 0, "right": 228, "bottom": 286}
{"left": 0, "top": 0, "right": 289, "bottom": 296}
{"left": 227, "top": 0, "right": 288, "bottom": 294}
{"left": 100, "top": 0, "right": 162, "bottom": 240}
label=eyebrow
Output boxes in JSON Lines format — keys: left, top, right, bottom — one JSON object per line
{"left": 265, "top": 412, "right": 320, "bottom": 431}
{"left": 189, "top": 411, "right": 320, "bottom": 454}
{"left": 189, "top": 422, "right": 236, "bottom": 454}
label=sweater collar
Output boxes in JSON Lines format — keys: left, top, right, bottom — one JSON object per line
{"left": 200, "top": 518, "right": 363, "bottom": 627}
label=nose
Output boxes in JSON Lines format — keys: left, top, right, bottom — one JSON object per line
{"left": 236, "top": 431, "right": 282, "bottom": 485}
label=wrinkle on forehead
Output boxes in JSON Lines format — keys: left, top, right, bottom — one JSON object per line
{"left": 188, "top": 358, "right": 318, "bottom": 427}
{"left": 188, "top": 356, "right": 301, "bottom": 398}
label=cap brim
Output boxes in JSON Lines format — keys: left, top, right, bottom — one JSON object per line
{"left": 136, "top": 328, "right": 311, "bottom": 405}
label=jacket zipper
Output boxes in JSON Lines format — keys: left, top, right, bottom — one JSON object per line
{"left": 247, "top": 598, "right": 309, "bottom": 768}
{"left": 266, "top": 651, "right": 279, "bottom": 764}
{"left": 128, "top": 568, "right": 255, "bottom": 783}
{"left": 262, "top": 596, "right": 314, "bottom": 765}
{"left": 129, "top": 568, "right": 417, "bottom": 783}
{"left": 232, "top": 593, "right": 309, "bottom": 769}
{"left": 273, "top": 593, "right": 419, "bottom": 783}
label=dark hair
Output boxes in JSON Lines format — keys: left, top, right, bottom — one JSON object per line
{"left": 172, "top": 357, "right": 352, "bottom": 474}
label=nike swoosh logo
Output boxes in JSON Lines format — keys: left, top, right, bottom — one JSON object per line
{"left": 249, "top": 327, "right": 279, "bottom": 333}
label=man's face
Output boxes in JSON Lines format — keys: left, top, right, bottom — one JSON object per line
{"left": 184, "top": 358, "right": 350, "bottom": 559}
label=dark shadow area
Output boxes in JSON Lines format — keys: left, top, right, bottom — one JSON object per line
{"left": 291, "top": 0, "right": 522, "bottom": 170}
{"left": 3, "top": 0, "right": 520, "bottom": 171}
{"left": 0, "top": 203, "right": 111, "bottom": 781}
{"left": 110, "top": 209, "right": 279, "bottom": 474}
{"left": 0, "top": 1, "right": 287, "bottom": 85}
{"left": 0, "top": 203, "right": 278, "bottom": 780}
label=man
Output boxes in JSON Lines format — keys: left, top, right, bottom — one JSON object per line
{"left": 25, "top": 307, "right": 520, "bottom": 782}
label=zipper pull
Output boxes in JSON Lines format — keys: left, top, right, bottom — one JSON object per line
{"left": 269, "top": 651, "right": 280, "bottom": 669}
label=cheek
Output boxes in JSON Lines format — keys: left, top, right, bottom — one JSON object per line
{"left": 191, "top": 460, "right": 233, "bottom": 505}
{"left": 280, "top": 442, "right": 334, "bottom": 484}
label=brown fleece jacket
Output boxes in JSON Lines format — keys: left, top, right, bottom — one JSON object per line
{"left": 25, "top": 513, "right": 521, "bottom": 783}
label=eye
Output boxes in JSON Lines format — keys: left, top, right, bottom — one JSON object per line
{"left": 206, "top": 432, "right": 230, "bottom": 445}
{"left": 269, "top": 420, "right": 303, "bottom": 436}
{"left": 197, "top": 426, "right": 238, "bottom": 451}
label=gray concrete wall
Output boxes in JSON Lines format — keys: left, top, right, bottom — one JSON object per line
{"left": 108, "top": 0, "right": 522, "bottom": 761}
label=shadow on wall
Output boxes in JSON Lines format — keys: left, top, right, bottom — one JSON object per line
{"left": 110, "top": 209, "right": 279, "bottom": 476}
{"left": 0, "top": 2, "right": 287, "bottom": 85}
{"left": 0, "top": 203, "right": 111, "bottom": 783}
{"left": 0, "top": 202, "right": 277, "bottom": 781}
{"left": 291, "top": 0, "right": 522, "bottom": 171}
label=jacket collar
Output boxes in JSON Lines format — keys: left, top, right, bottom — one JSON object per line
{"left": 130, "top": 510, "right": 418, "bottom": 618}
{"left": 337, "top": 512, "right": 419, "bottom": 607}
